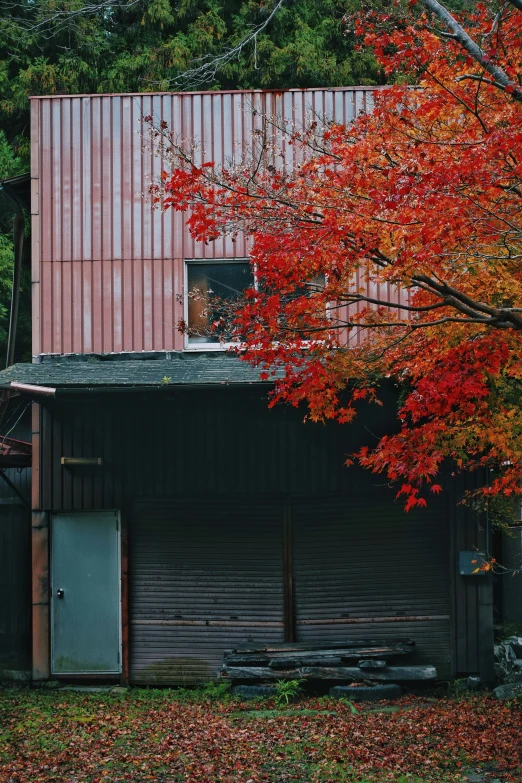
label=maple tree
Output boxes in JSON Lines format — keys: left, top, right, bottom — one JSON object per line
{"left": 151, "top": 0, "right": 522, "bottom": 512}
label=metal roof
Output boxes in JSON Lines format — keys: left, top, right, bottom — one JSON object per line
{"left": 30, "top": 86, "right": 384, "bottom": 100}
{"left": 0, "top": 353, "right": 273, "bottom": 390}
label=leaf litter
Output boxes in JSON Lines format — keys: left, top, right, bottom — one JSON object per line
{"left": 0, "top": 691, "right": 520, "bottom": 782}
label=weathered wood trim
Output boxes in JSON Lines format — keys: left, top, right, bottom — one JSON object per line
{"left": 31, "top": 403, "right": 41, "bottom": 511}
{"left": 32, "top": 511, "right": 49, "bottom": 681}
{"left": 225, "top": 648, "right": 410, "bottom": 667}
{"left": 232, "top": 639, "right": 415, "bottom": 653}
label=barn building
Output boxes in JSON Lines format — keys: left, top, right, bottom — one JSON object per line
{"left": 0, "top": 88, "right": 495, "bottom": 685}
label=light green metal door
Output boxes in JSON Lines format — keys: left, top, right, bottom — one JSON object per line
{"left": 51, "top": 512, "right": 121, "bottom": 674}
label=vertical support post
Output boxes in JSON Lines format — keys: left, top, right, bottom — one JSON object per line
{"left": 32, "top": 402, "right": 50, "bottom": 680}
{"left": 32, "top": 510, "right": 49, "bottom": 680}
{"left": 447, "top": 488, "right": 457, "bottom": 677}
{"left": 283, "top": 497, "right": 295, "bottom": 643}
{"left": 31, "top": 403, "right": 40, "bottom": 512}
{"left": 478, "top": 579, "right": 495, "bottom": 684}
{"left": 477, "top": 491, "right": 495, "bottom": 685}
{"left": 120, "top": 512, "right": 129, "bottom": 685}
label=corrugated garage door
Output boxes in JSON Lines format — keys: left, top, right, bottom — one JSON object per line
{"left": 129, "top": 498, "right": 284, "bottom": 684}
{"left": 292, "top": 496, "right": 452, "bottom": 677}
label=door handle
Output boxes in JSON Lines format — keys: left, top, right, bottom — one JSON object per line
{"left": 56, "top": 588, "right": 64, "bottom": 599}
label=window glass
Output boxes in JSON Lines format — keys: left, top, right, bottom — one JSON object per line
{"left": 186, "top": 261, "right": 254, "bottom": 345}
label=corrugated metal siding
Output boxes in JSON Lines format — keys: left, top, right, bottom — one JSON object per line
{"left": 293, "top": 496, "right": 452, "bottom": 677}
{"left": 0, "top": 405, "right": 32, "bottom": 672}
{"left": 129, "top": 497, "right": 284, "bottom": 684}
{"left": 0, "top": 504, "right": 31, "bottom": 672}
{"left": 35, "top": 390, "right": 489, "bottom": 679}
{"left": 39, "top": 389, "right": 389, "bottom": 511}
{"left": 30, "top": 87, "right": 406, "bottom": 355}
{"left": 449, "top": 472, "right": 492, "bottom": 675}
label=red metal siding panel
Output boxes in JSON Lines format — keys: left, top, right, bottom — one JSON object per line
{"left": 32, "top": 88, "right": 387, "bottom": 355}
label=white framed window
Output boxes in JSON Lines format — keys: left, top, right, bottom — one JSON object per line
{"left": 184, "top": 259, "right": 254, "bottom": 349}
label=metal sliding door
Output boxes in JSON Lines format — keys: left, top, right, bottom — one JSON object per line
{"left": 292, "top": 496, "right": 452, "bottom": 676}
{"left": 129, "top": 498, "right": 284, "bottom": 684}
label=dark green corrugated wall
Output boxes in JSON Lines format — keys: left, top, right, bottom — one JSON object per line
{"left": 36, "top": 388, "right": 492, "bottom": 681}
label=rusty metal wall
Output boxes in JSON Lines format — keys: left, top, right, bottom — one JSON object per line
{"left": 30, "top": 87, "right": 402, "bottom": 355}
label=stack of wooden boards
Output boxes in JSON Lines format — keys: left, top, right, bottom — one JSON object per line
{"left": 221, "top": 639, "right": 437, "bottom": 683}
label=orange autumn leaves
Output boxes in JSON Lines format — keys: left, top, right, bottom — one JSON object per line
{"left": 154, "top": 0, "right": 522, "bottom": 508}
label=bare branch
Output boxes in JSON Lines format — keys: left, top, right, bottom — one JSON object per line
{"left": 419, "top": 0, "right": 522, "bottom": 100}
{"left": 148, "top": 0, "right": 286, "bottom": 90}
{"left": 5, "top": 0, "right": 140, "bottom": 37}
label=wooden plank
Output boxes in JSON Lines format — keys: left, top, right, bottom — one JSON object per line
{"left": 269, "top": 656, "right": 343, "bottom": 669}
{"left": 225, "top": 646, "right": 411, "bottom": 667}
{"left": 339, "top": 648, "right": 410, "bottom": 660}
{"left": 221, "top": 665, "right": 437, "bottom": 681}
{"left": 359, "top": 660, "right": 387, "bottom": 669}
{"left": 232, "top": 639, "right": 415, "bottom": 654}
{"left": 224, "top": 654, "right": 270, "bottom": 666}
{"left": 274, "top": 647, "right": 409, "bottom": 659}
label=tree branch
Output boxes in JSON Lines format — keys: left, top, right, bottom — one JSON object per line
{"left": 419, "top": 0, "right": 522, "bottom": 100}
{"left": 148, "top": 0, "right": 287, "bottom": 90}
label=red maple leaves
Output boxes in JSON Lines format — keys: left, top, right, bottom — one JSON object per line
{"left": 152, "top": 0, "right": 522, "bottom": 509}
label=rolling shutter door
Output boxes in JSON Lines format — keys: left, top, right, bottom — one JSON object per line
{"left": 292, "top": 496, "right": 452, "bottom": 677}
{"left": 129, "top": 498, "right": 284, "bottom": 684}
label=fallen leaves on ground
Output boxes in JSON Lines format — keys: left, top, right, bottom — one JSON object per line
{"left": 0, "top": 690, "right": 520, "bottom": 783}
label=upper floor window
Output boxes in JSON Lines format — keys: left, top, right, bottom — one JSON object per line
{"left": 185, "top": 260, "right": 254, "bottom": 348}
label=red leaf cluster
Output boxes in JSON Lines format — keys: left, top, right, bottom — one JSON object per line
{"left": 150, "top": 0, "right": 522, "bottom": 509}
